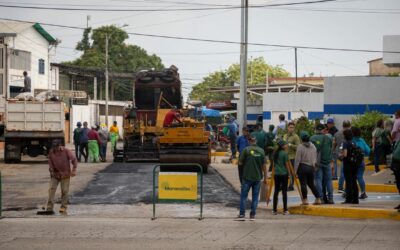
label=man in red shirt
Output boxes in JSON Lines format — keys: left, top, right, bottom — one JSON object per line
{"left": 46, "top": 139, "right": 77, "bottom": 214}
{"left": 87, "top": 125, "right": 101, "bottom": 162}
{"left": 163, "top": 106, "right": 182, "bottom": 127}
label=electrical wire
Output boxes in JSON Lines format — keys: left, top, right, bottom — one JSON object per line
{"left": 0, "top": 0, "right": 338, "bottom": 12}
{"left": 1, "top": 17, "right": 399, "bottom": 54}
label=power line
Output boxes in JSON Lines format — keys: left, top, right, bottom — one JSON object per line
{"left": 0, "top": 0, "right": 337, "bottom": 12}
{"left": 1, "top": 17, "right": 399, "bottom": 54}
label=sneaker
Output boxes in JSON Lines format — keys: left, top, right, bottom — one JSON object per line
{"left": 272, "top": 210, "right": 278, "bottom": 215}
{"left": 288, "top": 186, "right": 295, "bottom": 191}
{"left": 235, "top": 214, "right": 245, "bottom": 221}
{"left": 59, "top": 207, "right": 67, "bottom": 213}
{"left": 338, "top": 189, "right": 344, "bottom": 193}
{"left": 313, "top": 198, "right": 321, "bottom": 205}
{"left": 249, "top": 214, "right": 255, "bottom": 221}
{"left": 359, "top": 193, "right": 368, "bottom": 199}
{"left": 302, "top": 199, "right": 309, "bottom": 205}
{"left": 283, "top": 210, "right": 290, "bottom": 215}
{"left": 341, "top": 192, "right": 347, "bottom": 199}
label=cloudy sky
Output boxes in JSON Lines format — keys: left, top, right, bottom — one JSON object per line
{"left": 1, "top": 0, "right": 399, "bottom": 99}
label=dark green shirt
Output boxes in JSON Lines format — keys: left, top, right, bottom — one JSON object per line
{"left": 381, "top": 129, "right": 391, "bottom": 146}
{"left": 310, "top": 133, "right": 333, "bottom": 165}
{"left": 251, "top": 130, "right": 267, "bottom": 149}
{"left": 274, "top": 150, "right": 289, "bottom": 176}
{"left": 265, "top": 131, "right": 275, "bottom": 148}
{"left": 240, "top": 145, "right": 265, "bottom": 181}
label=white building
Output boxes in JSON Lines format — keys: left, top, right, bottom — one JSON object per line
{"left": 0, "top": 21, "right": 58, "bottom": 112}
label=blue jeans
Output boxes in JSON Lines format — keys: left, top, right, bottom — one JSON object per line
{"left": 338, "top": 161, "right": 345, "bottom": 190}
{"left": 357, "top": 162, "right": 366, "bottom": 193}
{"left": 100, "top": 143, "right": 107, "bottom": 159}
{"left": 314, "top": 164, "right": 333, "bottom": 201}
{"left": 332, "top": 155, "right": 338, "bottom": 179}
{"left": 239, "top": 180, "right": 261, "bottom": 216}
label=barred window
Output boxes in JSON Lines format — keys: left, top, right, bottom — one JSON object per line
{"left": 10, "top": 49, "right": 31, "bottom": 71}
{"left": 38, "top": 59, "right": 45, "bottom": 74}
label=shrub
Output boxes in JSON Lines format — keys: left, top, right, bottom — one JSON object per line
{"left": 351, "top": 111, "right": 389, "bottom": 147}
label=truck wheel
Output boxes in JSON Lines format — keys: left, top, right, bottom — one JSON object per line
{"left": 203, "top": 165, "right": 208, "bottom": 174}
{"left": 4, "top": 139, "right": 21, "bottom": 163}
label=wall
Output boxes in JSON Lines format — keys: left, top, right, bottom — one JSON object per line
{"left": 246, "top": 105, "right": 263, "bottom": 124}
{"left": 262, "top": 92, "right": 324, "bottom": 128}
{"left": 324, "top": 76, "right": 400, "bottom": 128}
{"left": 383, "top": 35, "right": 400, "bottom": 67}
{"left": 6, "top": 26, "right": 50, "bottom": 94}
{"left": 369, "top": 59, "right": 400, "bottom": 76}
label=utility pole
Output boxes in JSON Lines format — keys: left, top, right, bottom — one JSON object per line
{"left": 238, "top": 0, "right": 249, "bottom": 133}
{"left": 105, "top": 34, "right": 109, "bottom": 127}
{"left": 295, "top": 47, "right": 298, "bottom": 92}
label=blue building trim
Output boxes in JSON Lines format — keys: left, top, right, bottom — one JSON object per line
{"left": 308, "top": 112, "right": 324, "bottom": 120}
{"left": 263, "top": 111, "right": 271, "bottom": 120}
{"left": 247, "top": 114, "right": 262, "bottom": 121}
{"left": 324, "top": 104, "right": 400, "bottom": 115}
{"left": 288, "top": 111, "right": 291, "bottom": 121}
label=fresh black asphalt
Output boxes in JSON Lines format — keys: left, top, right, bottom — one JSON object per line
{"left": 71, "top": 163, "right": 240, "bottom": 207}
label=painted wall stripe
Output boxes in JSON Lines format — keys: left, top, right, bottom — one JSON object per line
{"left": 263, "top": 111, "right": 271, "bottom": 120}
{"left": 324, "top": 104, "right": 400, "bottom": 115}
{"left": 247, "top": 114, "right": 262, "bottom": 121}
{"left": 308, "top": 112, "right": 324, "bottom": 119}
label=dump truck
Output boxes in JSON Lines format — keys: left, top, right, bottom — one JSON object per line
{"left": 2, "top": 90, "right": 87, "bottom": 163}
{"left": 115, "top": 66, "right": 211, "bottom": 172}
{"left": 4, "top": 100, "right": 66, "bottom": 163}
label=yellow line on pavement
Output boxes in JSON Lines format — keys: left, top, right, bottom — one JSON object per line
{"left": 332, "top": 180, "right": 397, "bottom": 193}
{"left": 288, "top": 205, "right": 400, "bottom": 220}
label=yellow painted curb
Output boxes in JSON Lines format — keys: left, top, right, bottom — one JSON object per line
{"left": 289, "top": 205, "right": 400, "bottom": 220}
{"left": 211, "top": 152, "right": 227, "bottom": 157}
{"left": 332, "top": 181, "right": 397, "bottom": 193}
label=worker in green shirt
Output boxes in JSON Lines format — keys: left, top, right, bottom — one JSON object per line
{"left": 236, "top": 136, "right": 267, "bottom": 221}
{"left": 251, "top": 124, "right": 267, "bottom": 151}
{"left": 310, "top": 123, "right": 334, "bottom": 204}
{"left": 272, "top": 139, "right": 291, "bottom": 215}
{"left": 283, "top": 122, "right": 300, "bottom": 191}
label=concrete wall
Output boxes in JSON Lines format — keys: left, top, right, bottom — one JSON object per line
{"left": 324, "top": 76, "right": 400, "bottom": 128}
{"left": 246, "top": 105, "right": 263, "bottom": 124}
{"left": 262, "top": 92, "right": 324, "bottom": 128}
{"left": 5, "top": 26, "right": 52, "bottom": 95}
{"left": 369, "top": 59, "right": 400, "bottom": 76}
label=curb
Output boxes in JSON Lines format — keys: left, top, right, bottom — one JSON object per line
{"left": 211, "top": 152, "right": 227, "bottom": 157}
{"left": 288, "top": 205, "right": 400, "bottom": 221}
{"left": 332, "top": 181, "right": 397, "bottom": 193}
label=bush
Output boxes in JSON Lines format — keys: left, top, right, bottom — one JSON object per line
{"left": 351, "top": 111, "right": 389, "bottom": 147}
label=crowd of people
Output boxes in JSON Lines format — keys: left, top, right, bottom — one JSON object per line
{"left": 236, "top": 111, "right": 400, "bottom": 219}
{"left": 73, "top": 121, "right": 121, "bottom": 163}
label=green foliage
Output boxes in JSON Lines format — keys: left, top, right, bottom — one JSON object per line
{"left": 294, "top": 115, "right": 317, "bottom": 137}
{"left": 63, "top": 25, "right": 164, "bottom": 101}
{"left": 189, "top": 57, "right": 289, "bottom": 103}
{"left": 351, "top": 111, "right": 389, "bottom": 146}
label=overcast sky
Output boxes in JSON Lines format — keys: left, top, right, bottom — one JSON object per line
{"left": 1, "top": 0, "right": 399, "bottom": 99}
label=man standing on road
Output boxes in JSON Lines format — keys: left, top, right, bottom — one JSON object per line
{"left": 236, "top": 136, "right": 267, "bottom": 221}
{"left": 46, "top": 139, "right": 77, "bottom": 214}
{"left": 327, "top": 118, "right": 339, "bottom": 180}
{"left": 79, "top": 121, "right": 90, "bottom": 163}
{"left": 73, "top": 122, "right": 82, "bottom": 162}
{"left": 109, "top": 121, "right": 121, "bottom": 152}
{"left": 226, "top": 116, "right": 238, "bottom": 161}
{"left": 311, "top": 123, "right": 334, "bottom": 204}
{"left": 334, "top": 120, "right": 351, "bottom": 193}
{"left": 88, "top": 125, "right": 102, "bottom": 163}
{"left": 98, "top": 123, "right": 110, "bottom": 162}
{"left": 236, "top": 127, "right": 250, "bottom": 184}
{"left": 251, "top": 124, "right": 267, "bottom": 152}
{"left": 283, "top": 122, "right": 300, "bottom": 191}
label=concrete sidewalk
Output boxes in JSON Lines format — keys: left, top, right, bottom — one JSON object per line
{"left": 211, "top": 156, "right": 400, "bottom": 220}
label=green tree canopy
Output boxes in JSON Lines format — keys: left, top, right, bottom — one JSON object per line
{"left": 63, "top": 25, "right": 164, "bottom": 100}
{"left": 189, "top": 57, "right": 290, "bottom": 103}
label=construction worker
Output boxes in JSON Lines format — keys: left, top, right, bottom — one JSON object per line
{"left": 109, "top": 121, "right": 120, "bottom": 152}
{"left": 88, "top": 125, "right": 101, "bottom": 163}
{"left": 163, "top": 106, "right": 182, "bottom": 127}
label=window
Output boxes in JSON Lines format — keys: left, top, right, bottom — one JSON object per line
{"left": 0, "top": 48, "right": 3, "bottom": 69}
{"left": 38, "top": 59, "right": 45, "bottom": 74}
{"left": 10, "top": 49, "right": 31, "bottom": 71}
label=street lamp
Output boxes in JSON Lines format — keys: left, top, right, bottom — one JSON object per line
{"left": 105, "top": 24, "right": 128, "bottom": 127}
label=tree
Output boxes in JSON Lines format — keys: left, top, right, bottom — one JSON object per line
{"left": 189, "top": 57, "right": 289, "bottom": 103}
{"left": 64, "top": 25, "right": 164, "bottom": 100}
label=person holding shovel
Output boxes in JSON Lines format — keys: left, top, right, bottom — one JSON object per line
{"left": 45, "top": 139, "right": 77, "bottom": 214}
{"left": 272, "top": 139, "right": 291, "bottom": 215}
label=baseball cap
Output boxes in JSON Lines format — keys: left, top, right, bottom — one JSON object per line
{"left": 277, "top": 138, "right": 288, "bottom": 147}
{"left": 300, "top": 131, "right": 310, "bottom": 141}
{"left": 327, "top": 118, "right": 334, "bottom": 124}
{"left": 316, "top": 123, "right": 325, "bottom": 131}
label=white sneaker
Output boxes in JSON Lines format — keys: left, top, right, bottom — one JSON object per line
{"left": 272, "top": 210, "right": 278, "bottom": 215}
{"left": 283, "top": 210, "right": 290, "bottom": 215}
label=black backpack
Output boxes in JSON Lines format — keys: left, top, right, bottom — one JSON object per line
{"left": 348, "top": 143, "right": 364, "bottom": 167}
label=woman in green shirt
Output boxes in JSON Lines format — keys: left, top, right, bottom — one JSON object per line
{"left": 272, "top": 139, "right": 291, "bottom": 215}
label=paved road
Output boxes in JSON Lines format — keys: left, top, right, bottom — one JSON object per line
{"left": 71, "top": 163, "right": 240, "bottom": 207}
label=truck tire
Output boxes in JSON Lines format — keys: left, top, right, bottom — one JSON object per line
{"left": 4, "top": 139, "right": 21, "bottom": 163}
